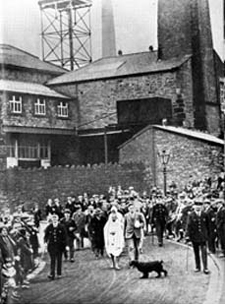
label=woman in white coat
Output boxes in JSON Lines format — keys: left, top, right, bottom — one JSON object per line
{"left": 104, "top": 206, "right": 124, "bottom": 270}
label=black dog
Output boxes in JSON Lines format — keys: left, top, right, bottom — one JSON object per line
{"left": 130, "top": 260, "right": 168, "bottom": 279}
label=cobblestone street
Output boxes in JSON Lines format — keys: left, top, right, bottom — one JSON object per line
{"left": 19, "top": 236, "right": 224, "bottom": 304}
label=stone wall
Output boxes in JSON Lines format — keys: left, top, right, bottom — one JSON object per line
{"left": 50, "top": 62, "right": 194, "bottom": 131}
{"left": 158, "top": 0, "right": 192, "bottom": 60}
{"left": 119, "top": 126, "right": 223, "bottom": 190}
{"left": 0, "top": 91, "right": 77, "bottom": 130}
{"left": 0, "top": 162, "right": 150, "bottom": 211}
{"left": 157, "top": 0, "right": 221, "bottom": 136}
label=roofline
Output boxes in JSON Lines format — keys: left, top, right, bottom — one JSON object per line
{"left": 48, "top": 54, "right": 192, "bottom": 86}
{"left": 0, "top": 63, "right": 67, "bottom": 75}
{"left": 48, "top": 66, "right": 179, "bottom": 86}
{"left": 0, "top": 44, "right": 41, "bottom": 60}
{"left": 153, "top": 125, "right": 223, "bottom": 145}
{"left": 118, "top": 124, "right": 223, "bottom": 150}
{"left": 1, "top": 89, "right": 70, "bottom": 100}
{"left": 0, "top": 43, "right": 68, "bottom": 74}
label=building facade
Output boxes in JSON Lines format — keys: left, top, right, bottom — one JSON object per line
{"left": 0, "top": 44, "right": 78, "bottom": 168}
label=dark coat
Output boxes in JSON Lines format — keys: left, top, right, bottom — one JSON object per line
{"left": 89, "top": 215, "right": 107, "bottom": 249}
{"left": 216, "top": 205, "right": 225, "bottom": 230}
{"left": 206, "top": 206, "right": 217, "bottom": 237}
{"left": 0, "top": 235, "right": 17, "bottom": 262}
{"left": 17, "top": 235, "right": 33, "bottom": 273}
{"left": 44, "top": 223, "right": 68, "bottom": 253}
{"left": 186, "top": 211, "right": 209, "bottom": 243}
{"left": 60, "top": 218, "right": 77, "bottom": 239}
{"left": 152, "top": 203, "right": 168, "bottom": 224}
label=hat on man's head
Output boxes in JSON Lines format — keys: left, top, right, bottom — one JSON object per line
{"left": 64, "top": 209, "right": 71, "bottom": 214}
{"left": 194, "top": 197, "right": 203, "bottom": 206}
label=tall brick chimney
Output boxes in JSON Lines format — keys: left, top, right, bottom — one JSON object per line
{"left": 102, "top": 0, "right": 116, "bottom": 58}
{"left": 158, "top": 0, "right": 220, "bottom": 136}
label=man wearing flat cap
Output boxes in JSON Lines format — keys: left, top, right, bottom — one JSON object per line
{"left": 60, "top": 209, "right": 77, "bottom": 262}
{"left": 186, "top": 198, "right": 210, "bottom": 274}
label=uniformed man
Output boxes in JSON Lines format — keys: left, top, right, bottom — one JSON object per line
{"left": 44, "top": 214, "right": 68, "bottom": 280}
{"left": 186, "top": 198, "right": 210, "bottom": 274}
{"left": 151, "top": 196, "right": 168, "bottom": 246}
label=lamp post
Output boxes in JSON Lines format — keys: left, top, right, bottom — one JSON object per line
{"left": 158, "top": 149, "right": 170, "bottom": 196}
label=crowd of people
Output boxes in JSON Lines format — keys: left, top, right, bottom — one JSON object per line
{"left": 1, "top": 177, "right": 225, "bottom": 301}
{"left": 0, "top": 205, "right": 41, "bottom": 303}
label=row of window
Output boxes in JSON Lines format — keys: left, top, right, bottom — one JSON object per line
{"left": 7, "top": 144, "right": 49, "bottom": 159}
{"left": 9, "top": 96, "right": 69, "bottom": 117}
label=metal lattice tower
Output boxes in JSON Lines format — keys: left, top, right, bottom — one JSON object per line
{"left": 38, "top": 0, "right": 92, "bottom": 70}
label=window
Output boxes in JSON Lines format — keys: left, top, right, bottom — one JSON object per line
{"left": 57, "top": 101, "right": 68, "bottom": 117}
{"left": 18, "top": 145, "right": 38, "bottom": 159}
{"left": 35, "top": 98, "right": 46, "bottom": 115}
{"left": 9, "top": 96, "right": 22, "bottom": 113}
{"left": 40, "top": 145, "right": 49, "bottom": 159}
{"left": 7, "top": 145, "right": 15, "bottom": 157}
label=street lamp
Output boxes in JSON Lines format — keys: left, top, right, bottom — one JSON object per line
{"left": 158, "top": 149, "right": 170, "bottom": 196}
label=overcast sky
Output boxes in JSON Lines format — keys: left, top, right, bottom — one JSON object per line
{"left": 0, "top": 0, "right": 223, "bottom": 62}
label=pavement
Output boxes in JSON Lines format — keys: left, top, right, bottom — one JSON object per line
{"left": 168, "top": 239, "right": 225, "bottom": 304}
{"left": 21, "top": 236, "right": 225, "bottom": 304}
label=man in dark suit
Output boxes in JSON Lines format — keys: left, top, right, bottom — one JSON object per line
{"left": 60, "top": 209, "right": 77, "bottom": 262}
{"left": 186, "top": 198, "right": 210, "bottom": 274}
{"left": 44, "top": 214, "right": 68, "bottom": 280}
{"left": 216, "top": 199, "right": 225, "bottom": 258}
{"left": 124, "top": 202, "right": 146, "bottom": 262}
{"left": 205, "top": 200, "right": 217, "bottom": 254}
{"left": 151, "top": 196, "right": 168, "bottom": 246}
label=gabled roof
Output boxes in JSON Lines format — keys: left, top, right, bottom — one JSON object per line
{"left": 0, "top": 44, "right": 67, "bottom": 74}
{"left": 119, "top": 125, "right": 223, "bottom": 150}
{"left": 48, "top": 52, "right": 192, "bottom": 85}
{"left": 0, "top": 79, "right": 70, "bottom": 99}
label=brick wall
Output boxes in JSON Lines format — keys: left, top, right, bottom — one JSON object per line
{"left": 119, "top": 126, "right": 223, "bottom": 190}
{"left": 0, "top": 162, "right": 150, "bottom": 211}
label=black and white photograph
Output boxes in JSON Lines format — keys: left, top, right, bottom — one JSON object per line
{"left": 0, "top": 0, "right": 224, "bottom": 303}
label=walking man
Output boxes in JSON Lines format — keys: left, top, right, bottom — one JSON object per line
{"left": 186, "top": 198, "right": 210, "bottom": 274}
{"left": 151, "top": 196, "right": 168, "bottom": 246}
{"left": 44, "top": 214, "right": 68, "bottom": 280}
{"left": 60, "top": 209, "right": 77, "bottom": 262}
{"left": 216, "top": 199, "right": 225, "bottom": 258}
{"left": 124, "top": 202, "right": 146, "bottom": 263}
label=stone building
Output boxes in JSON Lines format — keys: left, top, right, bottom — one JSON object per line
{"left": 0, "top": 0, "right": 224, "bottom": 175}
{"left": 119, "top": 125, "right": 224, "bottom": 190}
{"left": 47, "top": 0, "right": 224, "bottom": 167}
{"left": 0, "top": 44, "right": 77, "bottom": 168}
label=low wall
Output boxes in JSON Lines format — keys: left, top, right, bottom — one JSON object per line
{"left": 0, "top": 162, "right": 150, "bottom": 211}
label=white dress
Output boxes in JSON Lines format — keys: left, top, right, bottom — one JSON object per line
{"left": 104, "top": 213, "right": 124, "bottom": 257}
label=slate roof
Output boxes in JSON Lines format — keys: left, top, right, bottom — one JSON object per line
{"left": 48, "top": 52, "right": 192, "bottom": 85}
{"left": 0, "top": 44, "right": 67, "bottom": 74}
{"left": 119, "top": 125, "right": 224, "bottom": 149}
{"left": 0, "top": 79, "right": 70, "bottom": 99}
